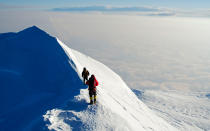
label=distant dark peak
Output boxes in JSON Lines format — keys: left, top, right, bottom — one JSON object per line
{"left": 29, "top": 25, "right": 40, "bottom": 30}
{"left": 18, "top": 25, "right": 48, "bottom": 36}
{"left": 22, "top": 25, "right": 41, "bottom": 31}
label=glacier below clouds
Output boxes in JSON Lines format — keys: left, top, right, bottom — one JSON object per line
{"left": 134, "top": 89, "right": 210, "bottom": 131}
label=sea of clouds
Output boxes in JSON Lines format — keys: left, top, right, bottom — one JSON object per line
{"left": 1, "top": 11, "right": 210, "bottom": 92}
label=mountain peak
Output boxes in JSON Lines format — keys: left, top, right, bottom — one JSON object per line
{"left": 0, "top": 26, "right": 178, "bottom": 131}
{"left": 18, "top": 25, "right": 47, "bottom": 36}
{"left": 29, "top": 25, "right": 40, "bottom": 30}
{"left": 0, "top": 26, "right": 80, "bottom": 130}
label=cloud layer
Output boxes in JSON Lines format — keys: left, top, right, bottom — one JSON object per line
{"left": 51, "top": 5, "right": 210, "bottom": 17}
{"left": 1, "top": 12, "right": 210, "bottom": 92}
{"left": 0, "top": 3, "right": 209, "bottom": 17}
{"left": 52, "top": 6, "right": 159, "bottom": 12}
{"left": 52, "top": 5, "right": 176, "bottom": 16}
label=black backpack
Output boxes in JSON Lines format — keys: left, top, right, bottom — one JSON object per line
{"left": 89, "top": 77, "right": 95, "bottom": 88}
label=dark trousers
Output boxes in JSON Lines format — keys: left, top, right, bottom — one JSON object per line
{"left": 89, "top": 90, "right": 96, "bottom": 103}
{"left": 83, "top": 76, "right": 88, "bottom": 83}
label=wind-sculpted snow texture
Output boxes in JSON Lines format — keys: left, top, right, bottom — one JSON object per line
{"left": 0, "top": 26, "right": 177, "bottom": 131}
{"left": 135, "top": 90, "right": 210, "bottom": 131}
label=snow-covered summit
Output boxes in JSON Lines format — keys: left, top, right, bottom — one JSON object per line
{"left": 0, "top": 26, "right": 83, "bottom": 130}
{"left": 0, "top": 26, "right": 177, "bottom": 131}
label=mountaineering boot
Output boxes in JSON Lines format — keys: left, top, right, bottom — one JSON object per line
{"left": 94, "top": 96, "right": 96, "bottom": 104}
{"left": 90, "top": 97, "right": 93, "bottom": 104}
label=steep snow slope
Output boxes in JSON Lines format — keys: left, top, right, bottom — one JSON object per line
{"left": 0, "top": 26, "right": 85, "bottom": 130}
{"left": 0, "top": 26, "right": 177, "bottom": 131}
{"left": 43, "top": 38, "right": 178, "bottom": 131}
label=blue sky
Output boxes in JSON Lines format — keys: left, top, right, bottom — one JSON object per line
{"left": 0, "top": 0, "right": 210, "bottom": 18}
{"left": 0, "top": 0, "right": 210, "bottom": 9}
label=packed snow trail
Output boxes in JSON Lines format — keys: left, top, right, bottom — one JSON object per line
{"left": 44, "top": 38, "right": 178, "bottom": 131}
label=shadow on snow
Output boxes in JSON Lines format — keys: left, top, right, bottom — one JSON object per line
{"left": 0, "top": 26, "right": 88, "bottom": 131}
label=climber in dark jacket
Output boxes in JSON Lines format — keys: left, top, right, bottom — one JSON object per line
{"left": 86, "top": 75, "right": 99, "bottom": 104}
{"left": 82, "top": 67, "right": 89, "bottom": 84}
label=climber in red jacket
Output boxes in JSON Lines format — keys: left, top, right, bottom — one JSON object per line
{"left": 86, "top": 74, "right": 99, "bottom": 104}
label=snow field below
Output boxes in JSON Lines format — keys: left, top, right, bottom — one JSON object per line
{"left": 135, "top": 90, "right": 210, "bottom": 131}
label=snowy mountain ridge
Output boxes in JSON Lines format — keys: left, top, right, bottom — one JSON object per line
{"left": 0, "top": 26, "right": 177, "bottom": 131}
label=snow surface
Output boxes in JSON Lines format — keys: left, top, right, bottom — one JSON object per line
{"left": 0, "top": 26, "right": 178, "bottom": 131}
{"left": 133, "top": 89, "right": 210, "bottom": 131}
{"left": 0, "top": 26, "right": 85, "bottom": 130}
{"left": 43, "top": 37, "right": 178, "bottom": 130}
